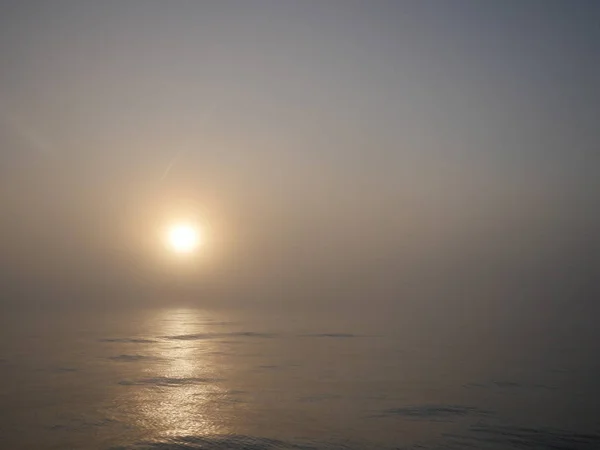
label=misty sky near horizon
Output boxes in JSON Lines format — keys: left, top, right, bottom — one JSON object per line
{"left": 1, "top": 1, "right": 599, "bottom": 322}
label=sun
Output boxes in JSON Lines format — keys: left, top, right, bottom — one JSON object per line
{"left": 167, "top": 223, "right": 201, "bottom": 253}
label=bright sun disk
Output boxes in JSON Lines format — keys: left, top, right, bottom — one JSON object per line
{"left": 167, "top": 224, "right": 201, "bottom": 253}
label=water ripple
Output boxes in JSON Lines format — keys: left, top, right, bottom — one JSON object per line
{"left": 163, "top": 332, "right": 277, "bottom": 341}
{"left": 381, "top": 404, "right": 492, "bottom": 420}
{"left": 109, "top": 354, "right": 161, "bottom": 362}
{"left": 118, "top": 377, "right": 223, "bottom": 387}
{"left": 111, "top": 435, "right": 364, "bottom": 450}
{"left": 443, "top": 423, "right": 600, "bottom": 450}
{"left": 300, "top": 333, "right": 359, "bottom": 338}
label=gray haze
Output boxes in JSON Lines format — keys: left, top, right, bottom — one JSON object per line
{"left": 1, "top": 0, "right": 599, "bottom": 328}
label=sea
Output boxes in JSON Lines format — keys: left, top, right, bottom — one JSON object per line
{"left": 1, "top": 306, "right": 599, "bottom": 449}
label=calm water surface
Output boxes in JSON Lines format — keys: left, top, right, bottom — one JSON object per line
{"left": 1, "top": 307, "right": 599, "bottom": 449}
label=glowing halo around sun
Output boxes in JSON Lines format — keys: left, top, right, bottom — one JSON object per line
{"left": 166, "top": 223, "right": 202, "bottom": 254}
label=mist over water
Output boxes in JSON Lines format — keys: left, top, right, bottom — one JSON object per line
{"left": 2, "top": 1, "right": 600, "bottom": 448}
{"left": 1, "top": 307, "right": 599, "bottom": 449}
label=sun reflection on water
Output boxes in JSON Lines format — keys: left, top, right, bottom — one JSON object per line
{"left": 129, "top": 308, "right": 228, "bottom": 437}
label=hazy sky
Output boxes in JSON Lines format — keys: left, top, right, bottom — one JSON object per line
{"left": 1, "top": 1, "right": 599, "bottom": 317}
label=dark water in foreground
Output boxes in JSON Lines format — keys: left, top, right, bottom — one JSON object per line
{"left": 1, "top": 307, "right": 599, "bottom": 449}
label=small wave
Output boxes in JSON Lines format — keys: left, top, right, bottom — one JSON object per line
{"left": 231, "top": 331, "right": 277, "bottom": 338}
{"left": 203, "top": 321, "right": 238, "bottom": 326}
{"left": 298, "top": 393, "right": 342, "bottom": 403}
{"left": 100, "top": 338, "right": 157, "bottom": 343}
{"left": 444, "top": 423, "right": 600, "bottom": 450}
{"left": 110, "top": 434, "right": 360, "bottom": 450}
{"left": 50, "top": 417, "right": 119, "bottom": 431}
{"left": 162, "top": 333, "right": 214, "bottom": 341}
{"left": 55, "top": 367, "right": 78, "bottom": 372}
{"left": 300, "top": 333, "right": 358, "bottom": 338}
{"left": 492, "top": 381, "right": 521, "bottom": 388}
{"left": 163, "top": 332, "right": 277, "bottom": 341}
{"left": 381, "top": 404, "right": 491, "bottom": 420}
{"left": 109, "top": 355, "right": 159, "bottom": 362}
{"left": 463, "top": 380, "right": 558, "bottom": 390}
{"left": 118, "top": 377, "right": 222, "bottom": 386}
{"left": 195, "top": 391, "right": 247, "bottom": 404}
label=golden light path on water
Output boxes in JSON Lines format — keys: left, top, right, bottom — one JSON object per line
{"left": 128, "top": 309, "right": 229, "bottom": 438}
